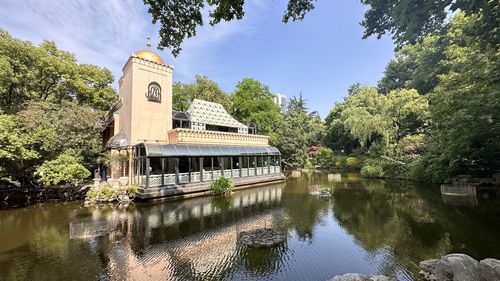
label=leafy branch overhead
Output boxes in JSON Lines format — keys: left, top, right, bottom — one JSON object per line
{"left": 143, "top": 0, "right": 317, "bottom": 56}
{"left": 144, "top": 0, "right": 498, "bottom": 56}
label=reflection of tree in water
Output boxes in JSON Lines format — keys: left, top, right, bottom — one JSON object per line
{"left": 330, "top": 177, "right": 500, "bottom": 277}
{"left": 0, "top": 204, "right": 110, "bottom": 281}
{"left": 281, "top": 174, "right": 332, "bottom": 242}
{"left": 235, "top": 244, "right": 288, "bottom": 276}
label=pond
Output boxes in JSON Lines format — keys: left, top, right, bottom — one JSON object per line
{"left": 1, "top": 172, "right": 500, "bottom": 281}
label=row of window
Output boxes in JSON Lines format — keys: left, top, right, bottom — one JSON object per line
{"left": 132, "top": 156, "right": 281, "bottom": 187}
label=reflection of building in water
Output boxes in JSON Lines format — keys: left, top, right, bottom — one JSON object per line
{"left": 106, "top": 212, "right": 284, "bottom": 280}
{"left": 440, "top": 184, "right": 478, "bottom": 207}
{"left": 136, "top": 184, "right": 283, "bottom": 232}
{"left": 70, "top": 184, "right": 285, "bottom": 280}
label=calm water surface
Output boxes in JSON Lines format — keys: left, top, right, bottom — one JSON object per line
{"left": 1, "top": 173, "right": 500, "bottom": 281}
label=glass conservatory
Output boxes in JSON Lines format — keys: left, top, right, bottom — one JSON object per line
{"left": 132, "top": 143, "right": 282, "bottom": 188}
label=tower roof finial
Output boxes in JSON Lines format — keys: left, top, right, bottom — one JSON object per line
{"left": 146, "top": 36, "right": 151, "bottom": 48}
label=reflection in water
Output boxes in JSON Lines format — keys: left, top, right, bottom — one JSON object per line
{"left": 1, "top": 174, "right": 500, "bottom": 281}
{"left": 441, "top": 184, "right": 478, "bottom": 207}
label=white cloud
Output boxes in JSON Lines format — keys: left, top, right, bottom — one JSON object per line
{"left": 0, "top": 0, "right": 266, "bottom": 86}
{"left": 170, "top": 0, "right": 266, "bottom": 81}
{"left": 0, "top": 0, "right": 149, "bottom": 83}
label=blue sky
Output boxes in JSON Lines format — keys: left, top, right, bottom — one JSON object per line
{"left": 0, "top": 0, "right": 394, "bottom": 118}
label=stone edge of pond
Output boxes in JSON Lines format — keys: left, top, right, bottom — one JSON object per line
{"left": 419, "top": 253, "right": 500, "bottom": 281}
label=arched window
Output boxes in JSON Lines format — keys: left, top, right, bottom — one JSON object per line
{"left": 248, "top": 123, "right": 257, "bottom": 135}
{"left": 173, "top": 112, "right": 191, "bottom": 129}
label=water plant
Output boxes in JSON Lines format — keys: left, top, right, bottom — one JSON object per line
{"left": 84, "top": 183, "right": 139, "bottom": 205}
{"left": 210, "top": 177, "right": 234, "bottom": 195}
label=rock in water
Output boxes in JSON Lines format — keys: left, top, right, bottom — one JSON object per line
{"left": 328, "top": 273, "right": 394, "bottom": 281}
{"left": 237, "top": 228, "right": 286, "bottom": 247}
{"left": 419, "top": 259, "right": 439, "bottom": 280}
{"left": 435, "top": 254, "right": 479, "bottom": 281}
{"left": 479, "top": 258, "right": 500, "bottom": 281}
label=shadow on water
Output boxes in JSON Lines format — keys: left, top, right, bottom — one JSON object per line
{"left": 1, "top": 173, "right": 500, "bottom": 281}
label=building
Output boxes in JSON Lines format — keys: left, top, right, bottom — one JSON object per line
{"left": 272, "top": 93, "right": 287, "bottom": 113}
{"left": 102, "top": 47, "right": 284, "bottom": 199}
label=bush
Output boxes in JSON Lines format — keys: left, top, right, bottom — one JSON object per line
{"left": 360, "top": 158, "right": 384, "bottom": 178}
{"left": 210, "top": 177, "right": 234, "bottom": 195}
{"left": 85, "top": 184, "right": 139, "bottom": 203}
{"left": 346, "top": 156, "right": 361, "bottom": 169}
{"left": 125, "top": 185, "right": 139, "bottom": 197}
{"left": 313, "top": 147, "right": 334, "bottom": 168}
{"left": 334, "top": 156, "right": 347, "bottom": 169}
{"left": 36, "top": 151, "right": 90, "bottom": 186}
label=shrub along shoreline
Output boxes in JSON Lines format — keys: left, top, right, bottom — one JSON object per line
{"left": 0, "top": 184, "right": 89, "bottom": 209}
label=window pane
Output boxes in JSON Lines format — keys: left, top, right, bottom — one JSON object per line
{"left": 202, "top": 157, "right": 212, "bottom": 181}
{"left": 149, "top": 158, "right": 162, "bottom": 187}
{"left": 178, "top": 157, "right": 189, "bottom": 184}
{"left": 213, "top": 157, "right": 222, "bottom": 179}
{"left": 223, "top": 157, "right": 231, "bottom": 178}
{"left": 150, "top": 158, "right": 162, "bottom": 175}
{"left": 190, "top": 157, "right": 200, "bottom": 182}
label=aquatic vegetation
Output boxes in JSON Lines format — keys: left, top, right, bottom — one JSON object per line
{"left": 84, "top": 183, "right": 138, "bottom": 205}
{"left": 210, "top": 176, "right": 234, "bottom": 195}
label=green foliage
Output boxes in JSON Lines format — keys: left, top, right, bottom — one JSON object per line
{"left": 334, "top": 86, "right": 429, "bottom": 150}
{"left": 230, "top": 78, "right": 282, "bottom": 142}
{"left": 210, "top": 176, "right": 234, "bottom": 195}
{"left": 125, "top": 185, "right": 139, "bottom": 197}
{"left": 0, "top": 31, "right": 112, "bottom": 187}
{"left": 0, "top": 101, "right": 102, "bottom": 185}
{"left": 360, "top": 0, "right": 498, "bottom": 49}
{"left": 360, "top": 159, "right": 384, "bottom": 178}
{"left": 378, "top": 35, "right": 447, "bottom": 94}
{"left": 36, "top": 151, "right": 90, "bottom": 186}
{"left": 312, "top": 147, "right": 333, "bottom": 168}
{"left": 331, "top": 12, "right": 498, "bottom": 182}
{"left": 324, "top": 103, "right": 359, "bottom": 153}
{"left": 144, "top": 0, "right": 497, "bottom": 59}
{"left": 0, "top": 29, "right": 116, "bottom": 113}
{"left": 85, "top": 184, "right": 139, "bottom": 203}
{"left": 396, "top": 13, "right": 500, "bottom": 182}
{"left": 144, "top": 0, "right": 316, "bottom": 56}
{"left": 172, "top": 75, "right": 230, "bottom": 111}
{"left": 310, "top": 147, "right": 362, "bottom": 171}
{"left": 346, "top": 157, "right": 360, "bottom": 169}
{"left": 276, "top": 110, "right": 308, "bottom": 169}
{"left": 275, "top": 94, "right": 326, "bottom": 168}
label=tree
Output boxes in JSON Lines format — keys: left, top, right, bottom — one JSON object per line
{"left": 276, "top": 94, "right": 325, "bottom": 168}
{"left": 0, "top": 29, "right": 116, "bottom": 113}
{"left": 327, "top": 86, "right": 429, "bottom": 157}
{"left": 378, "top": 35, "right": 447, "bottom": 95}
{"left": 0, "top": 101, "right": 102, "bottom": 185}
{"left": 35, "top": 150, "right": 90, "bottom": 186}
{"left": 144, "top": 0, "right": 317, "bottom": 56}
{"left": 340, "top": 86, "right": 386, "bottom": 148}
{"left": 361, "top": 0, "right": 498, "bottom": 49}
{"left": 412, "top": 13, "right": 500, "bottom": 182}
{"left": 144, "top": 1, "right": 498, "bottom": 56}
{"left": 276, "top": 110, "right": 308, "bottom": 169}
{"left": 287, "top": 93, "right": 308, "bottom": 113}
{"left": 230, "top": 78, "right": 282, "bottom": 142}
{"left": 384, "top": 89, "right": 429, "bottom": 142}
{"left": 324, "top": 102, "right": 360, "bottom": 153}
{"left": 172, "top": 75, "right": 230, "bottom": 110}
